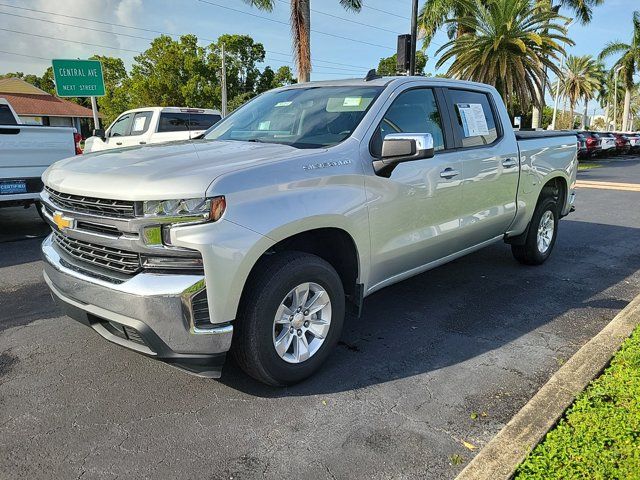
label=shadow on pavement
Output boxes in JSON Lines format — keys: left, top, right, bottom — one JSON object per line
{"left": 220, "top": 219, "right": 640, "bottom": 397}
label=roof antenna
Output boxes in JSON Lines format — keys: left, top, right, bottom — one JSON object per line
{"left": 364, "top": 69, "right": 381, "bottom": 82}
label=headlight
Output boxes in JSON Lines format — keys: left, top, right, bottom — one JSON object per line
{"left": 142, "top": 196, "right": 226, "bottom": 223}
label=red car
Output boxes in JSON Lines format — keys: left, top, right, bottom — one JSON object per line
{"left": 578, "top": 131, "right": 600, "bottom": 157}
{"left": 613, "top": 133, "right": 631, "bottom": 155}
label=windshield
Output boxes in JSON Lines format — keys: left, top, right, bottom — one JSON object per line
{"left": 204, "top": 86, "right": 383, "bottom": 148}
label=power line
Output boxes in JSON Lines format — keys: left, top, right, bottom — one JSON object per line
{"left": 194, "top": 0, "right": 394, "bottom": 50}
{"left": 274, "top": 0, "right": 401, "bottom": 34}
{"left": 0, "top": 4, "right": 374, "bottom": 71}
{"left": 0, "top": 48, "right": 363, "bottom": 77}
{"left": 362, "top": 4, "right": 411, "bottom": 20}
{"left": 0, "top": 28, "right": 141, "bottom": 54}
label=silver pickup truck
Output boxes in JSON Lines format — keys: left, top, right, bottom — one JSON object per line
{"left": 40, "top": 77, "right": 577, "bottom": 385}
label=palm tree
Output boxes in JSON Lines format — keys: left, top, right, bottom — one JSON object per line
{"left": 435, "top": 0, "right": 573, "bottom": 112}
{"left": 556, "top": 55, "right": 602, "bottom": 129}
{"left": 419, "top": 0, "right": 601, "bottom": 51}
{"left": 600, "top": 11, "right": 640, "bottom": 131}
{"left": 243, "top": 0, "right": 363, "bottom": 83}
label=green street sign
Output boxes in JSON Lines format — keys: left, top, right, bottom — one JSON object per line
{"left": 51, "top": 59, "right": 105, "bottom": 97}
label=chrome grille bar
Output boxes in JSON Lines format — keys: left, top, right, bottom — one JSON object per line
{"left": 45, "top": 187, "right": 135, "bottom": 218}
{"left": 53, "top": 231, "right": 141, "bottom": 274}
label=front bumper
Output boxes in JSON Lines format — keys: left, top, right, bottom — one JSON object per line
{"left": 42, "top": 235, "right": 233, "bottom": 377}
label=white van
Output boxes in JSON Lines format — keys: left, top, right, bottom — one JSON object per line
{"left": 84, "top": 107, "right": 222, "bottom": 153}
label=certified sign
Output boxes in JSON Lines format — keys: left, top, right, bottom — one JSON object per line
{"left": 52, "top": 59, "right": 105, "bottom": 97}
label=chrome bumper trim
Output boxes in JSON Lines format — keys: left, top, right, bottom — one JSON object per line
{"left": 42, "top": 235, "right": 233, "bottom": 356}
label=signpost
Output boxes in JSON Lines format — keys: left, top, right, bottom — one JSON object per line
{"left": 51, "top": 59, "right": 105, "bottom": 129}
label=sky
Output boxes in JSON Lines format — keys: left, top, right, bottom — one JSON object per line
{"left": 0, "top": 0, "right": 635, "bottom": 116}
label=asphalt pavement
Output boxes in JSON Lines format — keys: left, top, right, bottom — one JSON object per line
{"left": 1, "top": 156, "right": 640, "bottom": 480}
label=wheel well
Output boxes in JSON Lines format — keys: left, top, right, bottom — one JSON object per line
{"left": 540, "top": 176, "right": 567, "bottom": 210}
{"left": 242, "top": 228, "right": 362, "bottom": 316}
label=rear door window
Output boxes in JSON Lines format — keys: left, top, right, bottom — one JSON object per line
{"left": 0, "top": 104, "right": 17, "bottom": 125}
{"left": 448, "top": 89, "right": 500, "bottom": 147}
{"left": 158, "top": 113, "right": 220, "bottom": 132}
{"left": 130, "top": 111, "right": 153, "bottom": 136}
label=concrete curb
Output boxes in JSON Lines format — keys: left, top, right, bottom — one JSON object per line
{"left": 455, "top": 293, "right": 640, "bottom": 480}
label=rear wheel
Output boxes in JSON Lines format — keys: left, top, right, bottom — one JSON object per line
{"left": 512, "top": 196, "right": 559, "bottom": 265}
{"left": 231, "top": 251, "right": 345, "bottom": 386}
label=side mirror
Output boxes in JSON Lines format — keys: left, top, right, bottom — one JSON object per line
{"left": 373, "top": 133, "right": 435, "bottom": 176}
{"left": 92, "top": 128, "right": 106, "bottom": 140}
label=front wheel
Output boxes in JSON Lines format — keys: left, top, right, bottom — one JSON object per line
{"left": 511, "top": 196, "right": 559, "bottom": 265}
{"left": 231, "top": 252, "right": 345, "bottom": 386}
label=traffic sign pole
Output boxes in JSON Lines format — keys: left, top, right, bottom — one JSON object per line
{"left": 90, "top": 96, "right": 100, "bottom": 129}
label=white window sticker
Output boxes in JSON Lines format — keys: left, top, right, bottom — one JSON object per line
{"left": 133, "top": 116, "right": 147, "bottom": 132}
{"left": 275, "top": 101, "right": 292, "bottom": 107}
{"left": 342, "top": 97, "right": 362, "bottom": 107}
{"left": 457, "top": 103, "right": 490, "bottom": 137}
{"left": 258, "top": 121, "right": 271, "bottom": 130}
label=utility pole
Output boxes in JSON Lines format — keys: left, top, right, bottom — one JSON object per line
{"left": 90, "top": 96, "right": 100, "bottom": 130}
{"left": 409, "top": 0, "right": 418, "bottom": 76}
{"left": 221, "top": 43, "right": 228, "bottom": 118}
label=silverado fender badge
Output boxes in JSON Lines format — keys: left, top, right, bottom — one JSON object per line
{"left": 52, "top": 211, "right": 75, "bottom": 231}
{"left": 303, "top": 159, "right": 352, "bottom": 171}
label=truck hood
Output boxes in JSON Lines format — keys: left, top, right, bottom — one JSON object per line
{"left": 43, "top": 140, "right": 306, "bottom": 200}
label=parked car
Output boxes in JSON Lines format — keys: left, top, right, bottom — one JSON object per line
{"left": 576, "top": 132, "right": 589, "bottom": 159}
{"left": 577, "top": 131, "right": 600, "bottom": 157}
{"left": 40, "top": 77, "right": 577, "bottom": 386}
{"left": 625, "top": 133, "right": 640, "bottom": 153}
{"left": 613, "top": 133, "right": 631, "bottom": 155}
{"left": 84, "top": 107, "right": 222, "bottom": 153}
{"left": 0, "top": 98, "right": 78, "bottom": 210}
{"left": 592, "top": 132, "right": 616, "bottom": 156}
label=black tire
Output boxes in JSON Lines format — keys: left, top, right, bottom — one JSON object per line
{"left": 511, "top": 196, "right": 559, "bottom": 265}
{"left": 231, "top": 251, "right": 345, "bottom": 386}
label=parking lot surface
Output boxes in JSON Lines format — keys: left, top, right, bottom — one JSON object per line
{"left": 2, "top": 156, "right": 640, "bottom": 479}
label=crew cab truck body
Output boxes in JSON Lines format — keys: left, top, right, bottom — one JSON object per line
{"left": 0, "top": 98, "right": 77, "bottom": 208}
{"left": 40, "top": 77, "right": 577, "bottom": 385}
{"left": 84, "top": 107, "right": 222, "bottom": 153}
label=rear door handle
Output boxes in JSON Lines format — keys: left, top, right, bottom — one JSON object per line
{"left": 502, "top": 158, "right": 518, "bottom": 168}
{"left": 116, "top": 142, "right": 122, "bottom": 146}
{"left": 139, "top": 141, "right": 146, "bottom": 145}
{"left": 440, "top": 168, "right": 460, "bottom": 179}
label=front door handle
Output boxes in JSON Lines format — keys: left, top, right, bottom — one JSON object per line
{"left": 502, "top": 158, "right": 518, "bottom": 168}
{"left": 440, "top": 168, "right": 460, "bottom": 179}
{"left": 116, "top": 142, "right": 123, "bottom": 146}
{"left": 139, "top": 141, "right": 146, "bottom": 145}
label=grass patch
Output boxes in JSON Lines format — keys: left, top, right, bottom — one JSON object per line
{"left": 578, "top": 162, "right": 603, "bottom": 171}
{"left": 515, "top": 327, "right": 640, "bottom": 479}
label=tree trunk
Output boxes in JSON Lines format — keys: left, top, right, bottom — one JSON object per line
{"left": 622, "top": 89, "right": 631, "bottom": 131}
{"left": 581, "top": 99, "right": 588, "bottom": 130}
{"left": 604, "top": 100, "right": 609, "bottom": 130}
{"left": 291, "top": 0, "right": 311, "bottom": 83}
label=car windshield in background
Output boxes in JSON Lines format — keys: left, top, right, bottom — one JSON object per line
{"left": 204, "top": 86, "right": 383, "bottom": 148}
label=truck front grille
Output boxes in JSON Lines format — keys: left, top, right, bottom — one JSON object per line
{"left": 45, "top": 187, "right": 135, "bottom": 218}
{"left": 53, "top": 231, "right": 141, "bottom": 274}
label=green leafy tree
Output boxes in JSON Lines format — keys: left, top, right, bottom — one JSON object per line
{"left": 377, "top": 52, "right": 427, "bottom": 76}
{"left": 129, "top": 34, "right": 219, "bottom": 109}
{"left": 243, "top": 0, "right": 363, "bottom": 82}
{"left": 435, "top": 0, "right": 573, "bottom": 112}
{"left": 256, "top": 65, "right": 296, "bottom": 93}
{"left": 599, "top": 11, "right": 640, "bottom": 131}
{"left": 89, "top": 55, "right": 130, "bottom": 126}
{"left": 210, "top": 34, "right": 266, "bottom": 100}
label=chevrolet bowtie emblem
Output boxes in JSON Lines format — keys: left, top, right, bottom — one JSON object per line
{"left": 52, "top": 211, "right": 75, "bottom": 231}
